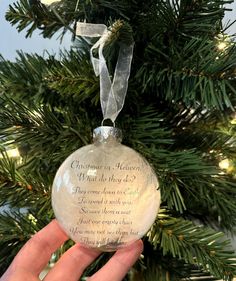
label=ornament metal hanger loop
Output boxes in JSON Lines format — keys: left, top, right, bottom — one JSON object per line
{"left": 101, "top": 118, "right": 116, "bottom": 128}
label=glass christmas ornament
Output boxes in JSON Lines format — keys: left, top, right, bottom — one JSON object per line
{"left": 52, "top": 126, "right": 161, "bottom": 251}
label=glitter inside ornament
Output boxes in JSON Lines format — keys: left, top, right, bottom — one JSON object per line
{"left": 52, "top": 126, "right": 161, "bottom": 251}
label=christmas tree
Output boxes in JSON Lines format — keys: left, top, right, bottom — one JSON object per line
{"left": 1, "top": 0, "right": 236, "bottom": 280}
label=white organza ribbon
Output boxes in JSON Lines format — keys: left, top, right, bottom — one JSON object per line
{"left": 76, "top": 22, "right": 134, "bottom": 123}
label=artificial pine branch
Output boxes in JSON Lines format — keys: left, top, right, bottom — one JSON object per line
{"left": 6, "top": 0, "right": 72, "bottom": 38}
{"left": 0, "top": 211, "right": 47, "bottom": 275}
{"left": 135, "top": 34, "right": 236, "bottom": 110}
{"left": 1, "top": 99, "right": 236, "bottom": 229}
{"left": 0, "top": 97, "right": 94, "bottom": 175}
{"left": 0, "top": 50, "right": 100, "bottom": 108}
{"left": 137, "top": 243, "right": 220, "bottom": 281}
{"left": 45, "top": 50, "right": 100, "bottom": 105}
{"left": 5, "top": 0, "right": 132, "bottom": 39}
{"left": 1, "top": 0, "right": 236, "bottom": 280}
{"left": 128, "top": 107, "right": 236, "bottom": 229}
{"left": 148, "top": 210, "right": 236, "bottom": 280}
{"left": 0, "top": 149, "right": 54, "bottom": 217}
{"left": 0, "top": 53, "right": 55, "bottom": 105}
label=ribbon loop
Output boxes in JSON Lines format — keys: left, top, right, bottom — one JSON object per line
{"left": 76, "top": 23, "right": 107, "bottom": 38}
{"left": 76, "top": 22, "right": 134, "bottom": 123}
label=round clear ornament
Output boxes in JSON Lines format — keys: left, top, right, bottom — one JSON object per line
{"left": 52, "top": 126, "right": 161, "bottom": 251}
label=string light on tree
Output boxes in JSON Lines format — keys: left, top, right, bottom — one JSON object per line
{"left": 6, "top": 148, "right": 20, "bottom": 158}
{"left": 230, "top": 113, "right": 236, "bottom": 125}
{"left": 219, "top": 158, "right": 234, "bottom": 173}
{"left": 216, "top": 34, "right": 232, "bottom": 51}
{"left": 219, "top": 158, "right": 230, "bottom": 170}
{"left": 0, "top": 148, "right": 20, "bottom": 159}
{"left": 218, "top": 41, "right": 227, "bottom": 51}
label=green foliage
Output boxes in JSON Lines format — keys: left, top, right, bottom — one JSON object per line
{"left": 0, "top": 211, "right": 47, "bottom": 274}
{"left": 0, "top": 97, "right": 94, "bottom": 176}
{"left": 6, "top": 0, "right": 73, "bottom": 38}
{"left": 140, "top": 244, "right": 219, "bottom": 281}
{"left": 1, "top": 0, "right": 236, "bottom": 280}
{"left": 0, "top": 50, "right": 99, "bottom": 108}
{"left": 147, "top": 210, "right": 236, "bottom": 280}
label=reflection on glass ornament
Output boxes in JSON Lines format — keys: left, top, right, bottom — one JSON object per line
{"left": 52, "top": 126, "right": 161, "bottom": 251}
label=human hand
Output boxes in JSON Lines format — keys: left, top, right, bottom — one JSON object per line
{"left": 0, "top": 220, "right": 143, "bottom": 281}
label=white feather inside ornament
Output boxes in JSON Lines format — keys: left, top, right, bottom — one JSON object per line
{"left": 52, "top": 126, "right": 161, "bottom": 251}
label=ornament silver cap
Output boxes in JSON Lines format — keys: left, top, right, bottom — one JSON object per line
{"left": 93, "top": 126, "right": 122, "bottom": 143}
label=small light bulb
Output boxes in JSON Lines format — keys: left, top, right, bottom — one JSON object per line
{"left": 219, "top": 158, "right": 230, "bottom": 170}
{"left": 28, "top": 214, "right": 38, "bottom": 225}
{"left": 7, "top": 148, "right": 20, "bottom": 158}
{"left": 218, "top": 42, "right": 227, "bottom": 51}
{"left": 230, "top": 113, "right": 236, "bottom": 124}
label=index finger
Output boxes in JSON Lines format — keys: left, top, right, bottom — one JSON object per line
{"left": 88, "top": 239, "right": 143, "bottom": 281}
{"left": 8, "top": 220, "right": 68, "bottom": 275}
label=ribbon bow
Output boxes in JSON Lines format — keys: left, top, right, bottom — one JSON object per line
{"left": 76, "top": 22, "right": 134, "bottom": 124}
